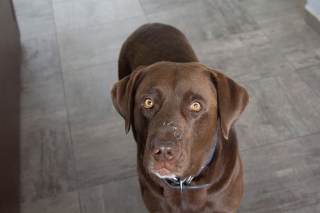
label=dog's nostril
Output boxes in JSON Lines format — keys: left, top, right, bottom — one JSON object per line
{"left": 151, "top": 141, "right": 178, "bottom": 162}
{"left": 166, "top": 149, "right": 174, "bottom": 156}
{"left": 153, "top": 149, "right": 161, "bottom": 155}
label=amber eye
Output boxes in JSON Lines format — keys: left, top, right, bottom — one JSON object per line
{"left": 190, "top": 102, "right": 201, "bottom": 111}
{"left": 144, "top": 99, "right": 154, "bottom": 108}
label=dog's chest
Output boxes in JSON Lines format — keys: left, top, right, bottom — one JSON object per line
{"left": 162, "top": 188, "right": 209, "bottom": 212}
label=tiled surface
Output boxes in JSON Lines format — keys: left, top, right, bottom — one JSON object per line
{"left": 15, "top": 0, "right": 320, "bottom": 212}
{"left": 20, "top": 35, "right": 60, "bottom": 86}
{"left": 21, "top": 190, "right": 80, "bottom": 213}
{"left": 298, "top": 65, "right": 320, "bottom": 98}
{"left": 20, "top": 124, "right": 76, "bottom": 203}
{"left": 52, "top": 0, "right": 144, "bottom": 33}
{"left": 236, "top": 70, "right": 320, "bottom": 150}
{"left": 239, "top": 133, "right": 320, "bottom": 213}
{"left": 239, "top": 0, "right": 306, "bottom": 24}
{"left": 14, "top": 3, "right": 55, "bottom": 41}
{"left": 196, "top": 31, "right": 288, "bottom": 80}
{"left": 147, "top": 0, "right": 260, "bottom": 43}
{"left": 63, "top": 62, "right": 118, "bottom": 124}
{"left": 20, "top": 72, "right": 67, "bottom": 133}
{"left": 261, "top": 15, "right": 320, "bottom": 69}
{"left": 57, "top": 16, "right": 148, "bottom": 72}
{"left": 236, "top": 73, "right": 309, "bottom": 150}
{"left": 79, "top": 176, "right": 148, "bottom": 213}
{"left": 70, "top": 112, "right": 137, "bottom": 188}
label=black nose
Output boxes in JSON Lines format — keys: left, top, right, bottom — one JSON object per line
{"left": 151, "top": 141, "right": 178, "bottom": 162}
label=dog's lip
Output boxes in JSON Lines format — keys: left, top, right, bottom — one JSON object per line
{"left": 157, "top": 168, "right": 172, "bottom": 176}
{"left": 155, "top": 168, "right": 176, "bottom": 179}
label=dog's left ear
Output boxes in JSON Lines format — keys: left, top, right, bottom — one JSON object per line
{"left": 209, "top": 69, "right": 250, "bottom": 140}
{"left": 111, "top": 66, "right": 146, "bottom": 134}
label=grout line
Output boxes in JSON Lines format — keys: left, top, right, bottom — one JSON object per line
{"left": 138, "top": 0, "right": 150, "bottom": 23}
{"left": 253, "top": 14, "right": 320, "bottom": 101}
{"left": 40, "top": 129, "right": 44, "bottom": 199}
{"left": 78, "top": 174, "right": 139, "bottom": 192}
{"left": 236, "top": 1, "right": 320, "bottom": 153}
{"left": 240, "top": 131, "right": 320, "bottom": 153}
{"left": 20, "top": 121, "right": 69, "bottom": 135}
{"left": 49, "top": 2, "right": 83, "bottom": 213}
{"left": 61, "top": 60, "right": 118, "bottom": 74}
{"left": 240, "top": 6, "right": 318, "bottom": 135}
{"left": 258, "top": 28, "right": 319, "bottom": 134}
{"left": 296, "top": 66, "right": 320, "bottom": 100}
{"left": 54, "top": 14, "right": 147, "bottom": 35}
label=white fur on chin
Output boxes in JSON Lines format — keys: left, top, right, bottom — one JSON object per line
{"left": 155, "top": 172, "right": 177, "bottom": 179}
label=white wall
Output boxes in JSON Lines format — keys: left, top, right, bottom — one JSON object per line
{"left": 307, "top": 0, "right": 320, "bottom": 19}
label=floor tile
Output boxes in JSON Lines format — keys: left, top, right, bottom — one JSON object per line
{"left": 20, "top": 124, "right": 76, "bottom": 203}
{"left": 147, "top": 0, "right": 260, "bottom": 43}
{"left": 197, "top": 36, "right": 287, "bottom": 81}
{"left": 261, "top": 15, "right": 320, "bottom": 44}
{"left": 235, "top": 71, "right": 314, "bottom": 150}
{"left": 20, "top": 73, "right": 67, "bottom": 132}
{"left": 260, "top": 15, "right": 320, "bottom": 69}
{"left": 12, "top": 0, "right": 50, "bottom": 13}
{"left": 284, "top": 40, "right": 320, "bottom": 70}
{"left": 57, "top": 16, "right": 148, "bottom": 72}
{"left": 276, "top": 70, "right": 320, "bottom": 134}
{"left": 231, "top": 63, "right": 294, "bottom": 84}
{"left": 15, "top": 4, "right": 55, "bottom": 41}
{"left": 51, "top": 0, "right": 71, "bottom": 3}
{"left": 282, "top": 204, "right": 320, "bottom": 213}
{"left": 71, "top": 111, "right": 137, "bottom": 188}
{"left": 63, "top": 62, "right": 118, "bottom": 124}
{"left": 53, "top": 0, "right": 144, "bottom": 33}
{"left": 239, "top": 0, "right": 305, "bottom": 25}
{"left": 192, "top": 30, "right": 270, "bottom": 56}
{"left": 239, "top": 133, "right": 320, "bottom": 212}
{"left": 79, "top": 176, "right": 148, "bottom": 213}
{"left": 20, "top": 35, "right": 60, "bottom": 86}
{"left": 298, "top": 65, "right": 320, "bottom": 98}
{"left": 21, "top": 190, "right": 80, "bottom": 213}
{"left": 140, "top": 0, "right": 193, "bottom": 14}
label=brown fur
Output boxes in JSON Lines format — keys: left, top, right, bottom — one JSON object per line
{"left": 111, "top": 23, "right": 249, "bottom": 213}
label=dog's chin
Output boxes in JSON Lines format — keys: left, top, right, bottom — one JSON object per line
{"left": 155, "top": 168, "right": 177, "bottom": 179}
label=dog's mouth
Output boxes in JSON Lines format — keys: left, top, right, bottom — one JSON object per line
{"left": 155, "top": 168, "right": 177, "bottom": 179}
{"left": 149, "top": 160, "right": 182, "bottom": 179}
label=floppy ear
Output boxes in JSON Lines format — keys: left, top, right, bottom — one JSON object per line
{"left": 209, "top": 69, "right": 249, "bottom": 140}
{"left": 111, "top": 66, "right": 146, "bottom": 133}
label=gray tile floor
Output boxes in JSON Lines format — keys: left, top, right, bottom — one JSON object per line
{"left": 15, "top": 0, "right": 320, "bottom": 212}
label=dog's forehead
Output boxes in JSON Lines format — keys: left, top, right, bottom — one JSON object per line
{"left": 138, "top": 63, "right": 214, "bottom": 96}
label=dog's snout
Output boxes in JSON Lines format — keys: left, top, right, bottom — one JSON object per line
{"left": 151, "top": 141, "right": 178, "bottom": 162}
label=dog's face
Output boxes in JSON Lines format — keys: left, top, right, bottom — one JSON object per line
{"left": 111, "top": 62, "right": 249, "bottom": 180}
{"left": 133, "top": 63, "right": 218, "bottom": 179}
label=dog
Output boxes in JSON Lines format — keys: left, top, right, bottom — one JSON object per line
{"left": 111, "top": 23, "right": 249, "bottom": 213}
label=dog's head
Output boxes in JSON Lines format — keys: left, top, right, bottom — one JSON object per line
{"left": 111, "top": 62, "right": 249, "bottom": 179}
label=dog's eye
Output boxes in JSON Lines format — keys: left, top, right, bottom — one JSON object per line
{"left": 190, "top": 102, "right": 201, "bottom": 111}
{"left": 144, "top": 99, "right": 154, "bottom": 108}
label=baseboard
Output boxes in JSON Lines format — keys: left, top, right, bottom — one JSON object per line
{"left": 305, "top": 5, "right": 320, "bottom": 36}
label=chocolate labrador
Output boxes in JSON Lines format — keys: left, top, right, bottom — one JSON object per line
{"left": 111, "top": 23, "right": 249, "bottom": 213}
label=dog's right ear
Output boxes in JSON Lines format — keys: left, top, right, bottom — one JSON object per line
{"left": 111, "top": 66, "right": 146, "bottom": 134}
